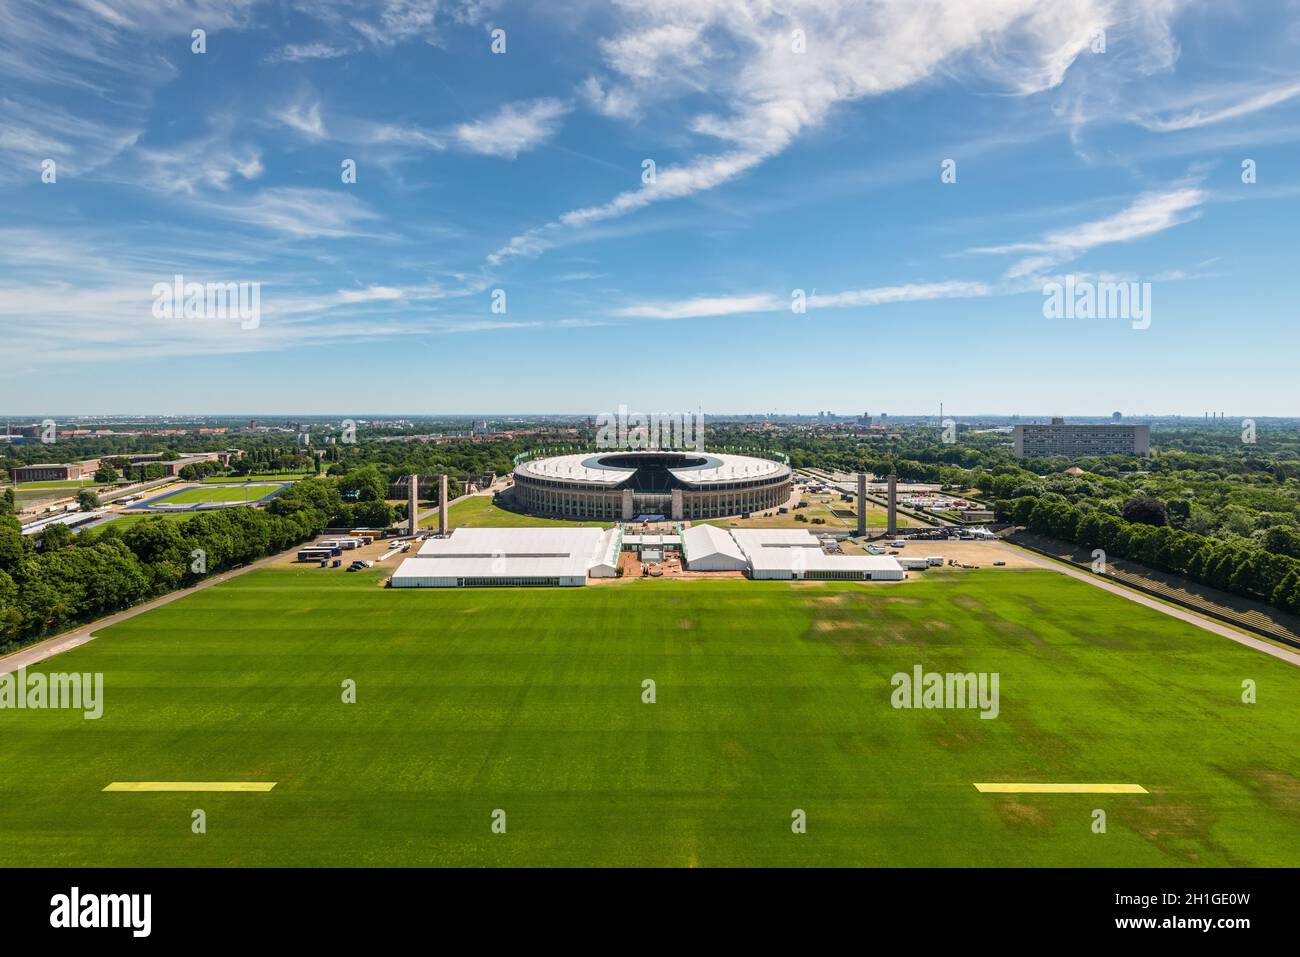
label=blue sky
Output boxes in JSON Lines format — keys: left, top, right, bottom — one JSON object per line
{"left": 2, "top": 0, "right": 1299, "bottom": 416}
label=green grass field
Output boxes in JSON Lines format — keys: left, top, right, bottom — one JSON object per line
{"left": 1, "top": 567, "right": 1296, "bottom": 867}
{"left": 157, "top": 483, "right": 282, "bottom": 505}
{"left": 423, "top": 495, "right": 612, "bottom": 528}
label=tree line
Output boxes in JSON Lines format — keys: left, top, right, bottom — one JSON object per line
{"left": 996, "top": 494, "right": 1300, "bottom": 617}
{"left": 0, "top": 480, "right": 345, "bottom": 653}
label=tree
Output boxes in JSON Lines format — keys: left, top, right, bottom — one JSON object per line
{"left": 350, "top": 499, "right": 397, "bottom": 528}
{"left": 1273, "top": 571, "right": 1300, "bottom": 613}
{"left": 94, "top": 465, "right": 119, "bottom": 484}
{"left": 1262, "top": 525, "right": 1300, "bottom": 560}
{"left": 77, "top": 489, "right": 101, "bottom": 511}
{"left": 0, "top": 519, "right": 23, "bottom": 572}
{"left": 39, "top": 523, "right": 74, "bottom": 551}
{"left": 1121, "top": 496, "right": 1169, "bottom": 527}
{"left": 1166, "top": 498, "right": 1191, "bottom": 524}
{"left": 0, "top": 488, "right": 14, "bottom": 516}
{"left": 0, "top": 568, "right": 21, "bottom": 646}
{"left": 337, "top": 466, "right": 386, "bottom": 503}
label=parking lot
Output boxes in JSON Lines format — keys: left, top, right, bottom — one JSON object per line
{"left": 272, "top": 533, "right": 419, "bottom": 570}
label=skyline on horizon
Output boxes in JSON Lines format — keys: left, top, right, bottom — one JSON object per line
{"left": 1, "top": 409, "right": 1291, "bottom": 422}
{"left": 3, "top": 1, "right": 1300, "bottom": 414}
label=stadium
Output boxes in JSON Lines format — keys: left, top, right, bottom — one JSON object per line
{"left": 511, "top": 450, "right": 792, "bottom": 521}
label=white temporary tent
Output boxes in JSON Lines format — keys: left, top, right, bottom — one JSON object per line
{"left": 391, "top": 527, "right": 615, "bottom": 588}
{"left": 682, "top": 524, "right": 748, "bottom": 571}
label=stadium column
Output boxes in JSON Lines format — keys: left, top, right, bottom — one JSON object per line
{"left": 857, "top": 472, "right": 867, "bottom": 537}
{"left": 407, "top": 474, "right": 418, "bottom": 536}
{"left": 621, "top": 489, "right": 634, "bottom": 522}
{"left": 887, "top": 473, "right": 898, "bottom": 536}
{"left": 671, "top": 489, "right": 683, "bottom": 521}
{"left": 439, "top": 474, "right": 449, "bottom": 536}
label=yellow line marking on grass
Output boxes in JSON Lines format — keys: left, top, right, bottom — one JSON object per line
{"left": 103, "top": 782, "right": 276, "bottom": 793}
{"left": 974, "top": 783, "right": 1147, "bottom": 794}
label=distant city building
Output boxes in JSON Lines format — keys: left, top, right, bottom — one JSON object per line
{"left": 12, "top": 460, "right": 100, "bottom": 482}
{"left": 1013, "top": 419, "right": 1150, "bottom": 458}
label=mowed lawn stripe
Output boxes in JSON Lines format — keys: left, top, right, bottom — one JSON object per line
{"left": 104, "top": 782, "right": 276, "bottom": 792}
{"left": 974, "top": 783, "right": 1148, "bottom": 794}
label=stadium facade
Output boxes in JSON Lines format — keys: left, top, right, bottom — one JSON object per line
{"left": 511, "top": 451, "right": 791, "bottom": 521}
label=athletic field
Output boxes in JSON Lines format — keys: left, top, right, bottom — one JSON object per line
{"left": 138, "top": 483, "right": 283, "bottom": 507}
{"left": 1, "top": 569, "right": 1296, "bottom": 867}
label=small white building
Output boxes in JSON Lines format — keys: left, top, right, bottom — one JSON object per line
{"left": 682, "top": 524, "right": 748, "bottom": 571}
{"left": 588, "top": 527, "right": 622, "bottom": 578}
{"left": 748, "top": 550, "right": 904, "bottom": 581}
{"left": 731, "top": 528, "right": 904, "bottom": 581}
{"left": 390, "top": 526, "right": 619, "bottom": 588}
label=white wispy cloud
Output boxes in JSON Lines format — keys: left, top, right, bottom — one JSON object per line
{"left": 273, "top": 99, "right": 328, "bottom": 139}
{"left": 488, "top": 0, "right": 1189, "bottom": 267}
{"left": 270, "top": 96, "right": 568, "bottom": 162}
{"left": 266, "top": 41, "right": 350, "bottom": 63}
{"left": 191, "top": 187, "right": 383, "bottom": 238}
{"left": 0, "top": 222, "right": 497, "bottom": 364}
{"left": 579, "top": 77, "right": 639, "bottom": 121}
{"left": 968, "top": 186, "right": 1206, "bottom": 278}
{"left": 1138, "top": 79, "right": 1300, "bottom": 132}
{"left": 128, "top": 134, "right": 265, "bottom": 195}
{"left": 347, "top": 0, "right": 443, "bottom": 47}
{"left": 0, "top": 95, "right": 141, "bottom": 185}
{"left": 613, "top": 281, "right": 991, "bottom": 320}
{"left": 615, "top": 293, "right": 783, "bottom": 320}
{"left": 0, "top": 0, "right": 257, "bottom": 185}
{"left": 453, "top": 98, "right": 571, "bottom": 158}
